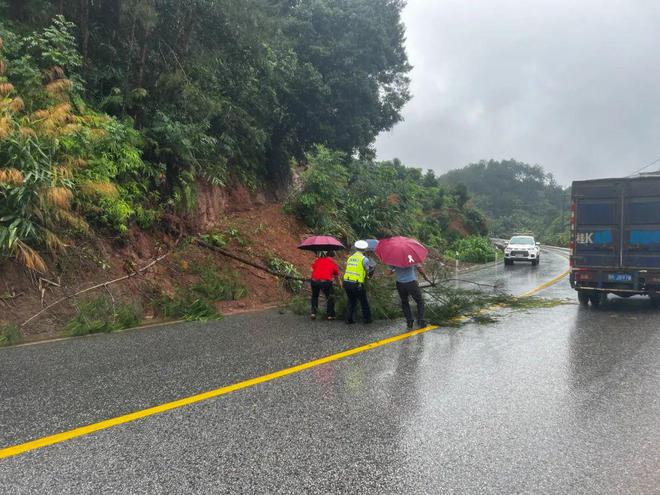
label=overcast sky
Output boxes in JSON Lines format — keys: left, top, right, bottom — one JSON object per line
{"left": 375, "top": 0, "right": 660, "bottom": 185}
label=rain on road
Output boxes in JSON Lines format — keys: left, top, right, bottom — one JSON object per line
{"left": 0, "top": 248, "right": 658, "bottom": 494}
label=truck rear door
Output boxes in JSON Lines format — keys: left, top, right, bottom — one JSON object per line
{"left": 622, "top": 178, "right": 660, "bottom": 269}
{"left": 573, "top": 181, "right": 621, "bottom": 268}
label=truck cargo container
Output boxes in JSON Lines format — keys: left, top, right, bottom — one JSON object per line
{"left": 570, "top": 176, "right": 660, "bottom": 306}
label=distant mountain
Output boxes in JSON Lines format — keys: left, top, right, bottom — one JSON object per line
{"left": 439, "top": 159, "right": 570, "bottom": 243}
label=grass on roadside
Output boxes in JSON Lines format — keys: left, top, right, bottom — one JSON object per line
{"left": 155, "top": 290, "right": 221, "bottom": 322}
{"left": 191, "top": 269, "right": 247, "bottom": 302}
{"left": 147, "top": 262, "right": 248, "bottom": 322}
{"left": 65, "top": 296, "right": 142, "bottom": 336}
{"left": 0, "top": 323, "right": 22, "bottom": 347}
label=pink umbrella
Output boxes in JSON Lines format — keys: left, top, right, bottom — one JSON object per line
{"left": 297, "top": 235, "right": 345, "bottom": 252}
{"left": 375, "top": 236, "right": 428, "bottom": 267}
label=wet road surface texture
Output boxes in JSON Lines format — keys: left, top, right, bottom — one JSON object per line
{"left": 1, "top": 249, "right": 658, "bottom": 493}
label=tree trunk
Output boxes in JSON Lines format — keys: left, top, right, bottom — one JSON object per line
{"left": 80, "top": 0, "right": 90, "bottom": 70}
{"left": 8, "top": 0, "right": 26, "bottom": 20}
{"left": 137, "top": 30, "right": 152, "bottom": 89}
{"left": 98, "top": 0, "right": 122, "bottom": 40}
{"left": 181, "top": 3, "right": 199, "bottom": 53}
{"left": 121, "top": 14, "right": 137, "bottom": 117}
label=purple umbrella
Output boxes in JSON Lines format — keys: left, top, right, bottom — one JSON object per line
{"left": 297, "top": 235, "right": 345, "bottom": 252}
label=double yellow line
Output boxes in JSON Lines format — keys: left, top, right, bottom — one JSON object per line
{"left": 0, "top": 266, "right": 570, "bottom": 460}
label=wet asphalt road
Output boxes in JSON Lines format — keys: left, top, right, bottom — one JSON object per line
{"left": 1, "top": 249, "right": 659, "bottom": 494}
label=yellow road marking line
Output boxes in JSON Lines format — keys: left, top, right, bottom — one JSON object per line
{"left": 0, "top": 264, "right": 570, "bottom": 460}
{"left": 518, "top": 270, "right": 570, "bottom": 298}
{"left": 0, "top": 325, "right": 437, "bottom": 460}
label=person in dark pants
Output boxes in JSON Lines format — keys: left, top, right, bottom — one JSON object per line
{"left": 343, "top": 240, "right": 374, "bottom": 324}
{"left": 310, "top": 252, "right": 341, "bottom": 320}
{"left": 343, "top": 282, "right": 372, "bottom": 324}
{"left": 388, "top": 264, "right": 432, "bottom": 329}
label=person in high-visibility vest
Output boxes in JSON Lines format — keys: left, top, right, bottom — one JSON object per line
{"left": 343, "top": 240, "right": 374, "bottom": 324}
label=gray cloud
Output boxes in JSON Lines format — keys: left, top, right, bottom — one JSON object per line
{"left": 376, "top": 0, "right": 660, "bottom": 184}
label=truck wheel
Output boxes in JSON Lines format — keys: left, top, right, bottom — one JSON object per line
{"left": 589, "top": 293, "right": 607, "bottom": 307}
{"left": 577, "top": 291, "right": 590, "bottom": 306}
{"left": 504, "top": 259, "right": 512, "bottom": 266}
{"left": 532, "top": 259, "right": 539, "bottom": 266}
{"left": 650, "top": 295, "right": 660, "bottom": 308}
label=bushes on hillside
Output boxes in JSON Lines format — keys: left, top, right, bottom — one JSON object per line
{"left": 287, "top": 147, "right": 352, "bottom": 238}
{"left": 0, "top": 19, "right": 153, "bottom": 270}
{"left": 287, "top": 146, "right": 488, "bottom": 249}
{"left": 451, "top": 236, "right": 499, "bottom": 263}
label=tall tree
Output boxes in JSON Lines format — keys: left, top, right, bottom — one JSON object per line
{"left": 2, "top": 0, "right": 412, "bottom": 192}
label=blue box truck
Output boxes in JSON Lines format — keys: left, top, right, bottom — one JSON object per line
{"left": 570, "top": 176, "right": 660, "bottom": 306}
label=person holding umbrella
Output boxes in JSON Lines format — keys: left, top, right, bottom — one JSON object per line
{"left": 298, "top": 236, "right": 345, "bottom": 321}
{"left": 310, "top": 251, "right": 341, "bottom": 320}
{"left": 343, "top": 240, "right": 375, "bottom": 324}
{"left": 376, "top": 236, "right": 432, "bottom": 329}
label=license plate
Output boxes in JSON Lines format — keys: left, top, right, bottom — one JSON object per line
{"left": 608, "top": 273, "right": 632, "bottom": 282}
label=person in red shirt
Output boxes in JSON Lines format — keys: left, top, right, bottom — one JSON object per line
{"left": 310, "top": 251, "right": 341, "bottom": 320}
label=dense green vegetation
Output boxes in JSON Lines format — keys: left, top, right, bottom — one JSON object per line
{"left": 149, "top": 261, "right": 245, "bottom": 321}
{"left": 65, "top": 295, "right": 141, "bottom": 336}
{"left": 440, "top": 159, "right": 570, "bottom": 244}
{"left": 0, "top": 322, "right": 22, "bottom": 346}
{"left": 0, "top": 16, "right": 147, "bottom": 270}
{"left": 0, "top": 1, "right": 413, "bottom": 270}
{"left": 449, "top": 235, "right": 501, "bottom": 263}
{"left": 287, "top": 146, "right": 488, "bottom": 249}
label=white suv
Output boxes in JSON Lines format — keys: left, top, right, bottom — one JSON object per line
{"left": 504, "top": 235, "right": 541, "bottom": 266}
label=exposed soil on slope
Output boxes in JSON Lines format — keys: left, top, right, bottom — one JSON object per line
{"left": 1, "top": 202, "right": 316, "bottom": 342}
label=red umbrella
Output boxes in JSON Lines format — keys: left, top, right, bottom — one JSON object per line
{"left": 375, "top": 236, "right": 428, "bottom": 267}
{"left": 297, "top": 235, "right": 345, "bottom": 252}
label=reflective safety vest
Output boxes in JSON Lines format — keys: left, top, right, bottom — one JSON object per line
{"left": 344, "top": 252, "right": 367, "bottom": 283}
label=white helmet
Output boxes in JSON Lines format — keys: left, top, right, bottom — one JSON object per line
{"left": 354, "top": 240, "right": 369, "bottom": 251}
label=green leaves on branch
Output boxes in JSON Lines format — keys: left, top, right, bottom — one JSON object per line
{"left": 266, "top": 255, "right": 303, "bottom": 294}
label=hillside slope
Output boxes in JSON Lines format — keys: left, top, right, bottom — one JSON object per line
{"left": 2, "top": 196, "right": 315, "bottom": 342}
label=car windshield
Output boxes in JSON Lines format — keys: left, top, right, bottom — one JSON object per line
{"left": 509, "top": 236, "right": 534, "bottom": 245}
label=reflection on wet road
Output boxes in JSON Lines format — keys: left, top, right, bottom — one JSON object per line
{"left": 1, "top": 249, "right": 658, "bottom": 494}
{"left": 456, "top": 246, "right": 570, "bottom": 296}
